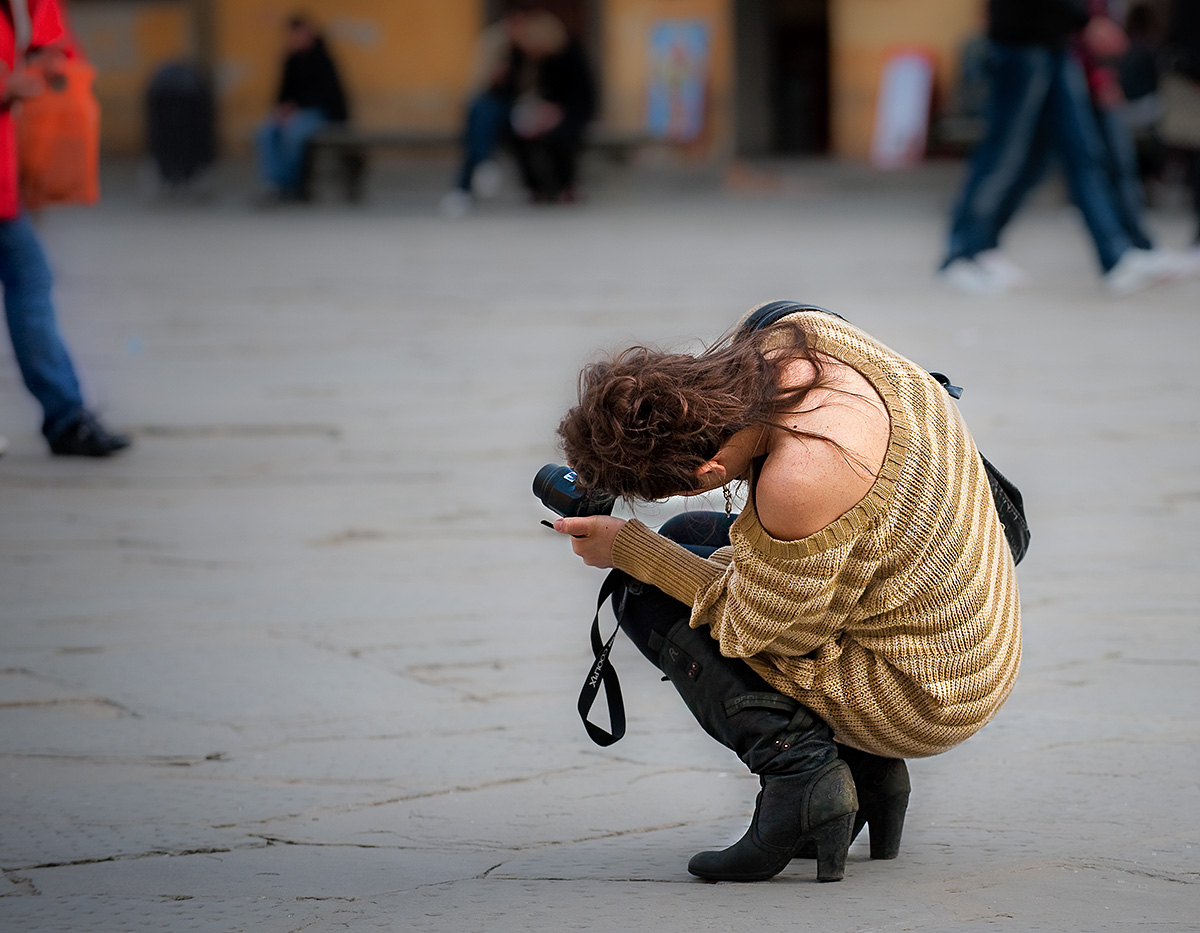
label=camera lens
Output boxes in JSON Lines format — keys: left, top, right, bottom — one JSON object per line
{"left": 532, "top": 463, "right": 582, "bottom": 517}
{"left": 532, "top": 463, "right": 615, "bottom": 518}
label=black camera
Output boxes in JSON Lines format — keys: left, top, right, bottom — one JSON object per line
{"left": 532, "top": 464, "right": 616, "bottom": 518}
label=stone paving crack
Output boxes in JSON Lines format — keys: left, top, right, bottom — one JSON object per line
{"left": 4, "top": 843, "right": 269, "bottom": 874}
{"left": 213, "top": 765, "right": 591, "bottom": 831}
{"left": 0, "top": 697, "right": 140, "bottom": 717}
{"left": 1072, "top": 859, "right": 1199, "bottom": 885}
{"left": 0, "top": 873, "right": 40, "bottom": 897}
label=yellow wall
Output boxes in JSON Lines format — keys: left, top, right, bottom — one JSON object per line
{"left": 68, "top": 0, "right": 981, "bottom": 163}
{"left": 830, "top": 0, "right": 981, "bottom": 158}
{"left": 214, "top": 0, "right": 481, "bottom": 153}
{"left": 604, "top": 0, "right": 734, "bottom": 156}
{"left": 69, "top": 1, "right": 192, "bottom": 155}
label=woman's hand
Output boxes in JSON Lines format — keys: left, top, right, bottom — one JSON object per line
{"left": 552, "top": 515, "right": 626, "bottom": 568}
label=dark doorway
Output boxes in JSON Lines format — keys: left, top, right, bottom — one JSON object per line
{"left": 735, "top": 0, "right": 830, "bottom": 155}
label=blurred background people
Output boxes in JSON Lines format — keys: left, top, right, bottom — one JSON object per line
{"left": 939, "top": 0, "right": 1175, "bottom": 296}
{"left": 441, "top": 8, "right": 596, "bottom": 215}
{"left": 254, "top": 14, "right": 347, "bottom": 204}
{"left": 440, "top": 10, "right": 527, "bottom": 218}
{"left": 509, "top": 10, "right": 596, "bottom": 204}
{"left": 1, "top": 0, "right": 129, "bottom": 457}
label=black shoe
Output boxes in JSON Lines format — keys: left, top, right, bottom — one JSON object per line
{"left": 687, "top": 761, "right": 857, "bottom": 882}
{"left": 795, "top": 744, "right": 910, "bottom": 861}
{"left": 48, "top": 412, "right": 132, "bottom": 457}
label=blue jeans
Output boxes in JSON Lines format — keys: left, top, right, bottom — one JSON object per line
{"left": 454, "top": 92, "right": 512, "bottom": 192}
{"left": 0, "top": 214, "right": 85, "bottom": 440}
{"left": 255, "top": 108, "right": 330, "bottom": 194}
{"left": 943, "top": 42, "right": 1133, "bottom": 273}
{"left": 988, "top": 103, "right": 1155, "bottom": 253}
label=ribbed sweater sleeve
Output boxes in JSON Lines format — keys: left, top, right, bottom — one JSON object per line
{"left": 611, "top": 518, "right": 727, "bottom": 606}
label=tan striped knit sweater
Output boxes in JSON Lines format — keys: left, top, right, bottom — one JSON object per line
{"left": 611, "top": 311, "right": 1021, "bottom": 758}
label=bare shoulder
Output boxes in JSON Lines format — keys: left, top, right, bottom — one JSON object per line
{"left": 754, "top": 359, "right": 890, "bottom": 542}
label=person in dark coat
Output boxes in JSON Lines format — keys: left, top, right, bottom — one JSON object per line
{"left": 254, "top": 15, "right": 348, "bottom": 201}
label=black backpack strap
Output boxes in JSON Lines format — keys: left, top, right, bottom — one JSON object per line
{"left": 577, "top": 571, "right": 627, "bottom": 746}
{"left": 739, "top": 300, "right": 844, "bottom": 334}
{"left": 928, "top": 371, "right": 964, "bottom": 399}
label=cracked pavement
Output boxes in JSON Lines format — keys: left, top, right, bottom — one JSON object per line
{"left": 1, "top": 161, "right": 1198, "bottom": 931}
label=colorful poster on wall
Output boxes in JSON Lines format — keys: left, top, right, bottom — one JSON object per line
{"left": 647, "top": 20, "right": 710, "bottom": 143}
{"left": 870, "top": 48, "right": 934, "bottom": 170}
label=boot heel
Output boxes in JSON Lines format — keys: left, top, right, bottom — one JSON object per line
{"left": 811, "top": 811, "right": 855, "bottom": 882}
{"left": 866, "top": 793, "right": 909, "bottom": 860}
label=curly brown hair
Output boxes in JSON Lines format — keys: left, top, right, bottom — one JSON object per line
{"left": 556, "top": 320, "right": 826, "bottom": 501}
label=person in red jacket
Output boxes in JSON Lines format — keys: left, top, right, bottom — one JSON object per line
{"left": 1, "top": 0, "right": 128, "bottom": 456}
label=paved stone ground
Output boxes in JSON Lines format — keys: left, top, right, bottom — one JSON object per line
{"left": 1, "top": 158, "right": 1198, "bottom": 932}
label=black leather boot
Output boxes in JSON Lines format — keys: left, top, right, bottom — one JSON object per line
{"left": 794, "top": 743, "right": 910, "bottom": 861}
{"left": 836, "top": 743, "right": 910, "bottom": 859}
{"left": 651, "top": 618, "right": 857, "bottom": 882}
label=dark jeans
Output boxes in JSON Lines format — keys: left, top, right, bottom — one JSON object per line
{"left": 255, "top": 108, "right": 330, "bottom": 195}
{"left": 989, "top": 103, "right": 1155, "bottom": 253}
{"left": 943, "top": 42, "right": 1133, "bottom": 273}
{"left": 511, "top": 117, "right": 586, "bottom": 201}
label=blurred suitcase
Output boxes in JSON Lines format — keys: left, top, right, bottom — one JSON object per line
{"left": 145, "top": 62, "right": 216, "bottom": 186}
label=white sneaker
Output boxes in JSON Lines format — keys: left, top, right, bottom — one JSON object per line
{"left": 975, "top": 249, "right": 1030, "bottom": 288}
{"left": 438, "top": 189, "right": 472, "bottom": 219}
{"left": 1104, "top": 248, "right": 1176, "bottom": 296}
{"left": 938, "top": 257, "right": 1011, "bottom": 295}
{"left": 470, "top": 160, "right": 504, "bottom": 200}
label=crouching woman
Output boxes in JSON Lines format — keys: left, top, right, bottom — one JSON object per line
{"left": 551, "top": 304, "right": 1021, "bottom": 882}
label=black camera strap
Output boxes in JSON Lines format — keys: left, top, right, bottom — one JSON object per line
{"left": 577, "top": 571, "right": 626, "bottom": 746}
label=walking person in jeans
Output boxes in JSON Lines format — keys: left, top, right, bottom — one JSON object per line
{"left": 940, "top": 0, "right": 1176, "bottom": 296}
{"left": 1, "top": 0, "right": 129, "bottom": 457}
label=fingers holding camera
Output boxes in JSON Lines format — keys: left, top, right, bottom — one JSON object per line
{"left": 553, "top": 515, "right": 627, "bottom": 568}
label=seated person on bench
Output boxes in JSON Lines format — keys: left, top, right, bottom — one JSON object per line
{"left": 255, "top": 14, "right": 348, "bottom": 203}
